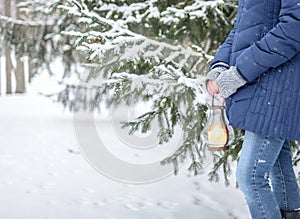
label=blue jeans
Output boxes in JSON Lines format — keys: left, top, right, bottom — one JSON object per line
{"left": 236, "top": 131, "right": 300, "bottom": 219}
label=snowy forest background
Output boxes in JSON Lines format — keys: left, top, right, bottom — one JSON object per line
{"left": 1, "top": 1, "right": 300, "bottom": 218}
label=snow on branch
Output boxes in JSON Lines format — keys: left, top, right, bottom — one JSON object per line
{"left": 94, "top": 0, "right": 160, "bottom": 23}
{"left": 104, "top": 61, "right": 207, "bottom": 107}
{"left": 161, "top": 0, "right": 233, "bottom": 23}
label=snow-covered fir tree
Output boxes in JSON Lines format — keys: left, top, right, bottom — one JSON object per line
{"left": 55, "top": 0, "right": 242, "bottom": 184}
{"left": 1, "top": 0, "right": 299, "bottom": 184}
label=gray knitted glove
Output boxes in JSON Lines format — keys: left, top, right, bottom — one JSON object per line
{"left": 206, "top": 66, "right": 225, "bottom": 80}
{"left": 205, "top": 64, "right": 229, "bottom": 91}
{"left": 215, "top": 66, "right": 247, "bottom": 98}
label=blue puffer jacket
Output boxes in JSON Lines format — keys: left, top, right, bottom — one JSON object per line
{"left": 211, "top": 0, "right": 300, "bottom": 140}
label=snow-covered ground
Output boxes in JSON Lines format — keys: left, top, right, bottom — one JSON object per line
{"left": 0, "top": 93, "right": 250, "bottom": 219}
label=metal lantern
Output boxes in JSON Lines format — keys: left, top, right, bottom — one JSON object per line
{"left": 201, "top": 95, "right": 234, "bottom": 151}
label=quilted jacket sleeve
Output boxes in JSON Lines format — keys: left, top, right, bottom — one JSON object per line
{"left": 236, "top": 0, "right": 300, "bottom": 82}
{"left": 210, "top": 24, "right": 237, "bottom": 68}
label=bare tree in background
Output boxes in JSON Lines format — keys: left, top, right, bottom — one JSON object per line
{"left": 14, "top": 0, "right": 25, "bottom": 93}
{"left": 3, "top": 0, "right": 26, "bottom": 94}
{"left": 4, "top": 0, "right": 12, "bottom": 94}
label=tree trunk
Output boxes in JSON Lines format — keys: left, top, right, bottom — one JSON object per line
{"left": 28, "top": 61, "right": 35, "bottom": 83}
{"left": 14, "top": 0, "right": 26, "bottom": 93}
{"left": 0, "top": 1, "right": 4, "bottom": 95}
{"left": 15, "top": 59, "right": 25, "bottom": 93}
{"left": 5, "top": 0, "right": 12, "bottom": 94}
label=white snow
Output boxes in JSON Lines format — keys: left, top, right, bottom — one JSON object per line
{"left": 0, "top": 71, "right": 250, "bottom": 218}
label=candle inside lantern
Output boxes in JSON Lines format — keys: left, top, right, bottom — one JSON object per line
{"left": 207, "top": 125, "right": 228, "bottom": 147}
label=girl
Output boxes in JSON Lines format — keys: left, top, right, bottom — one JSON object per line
{"left": 206, "top": 0, "right": 300, "bottom": 218}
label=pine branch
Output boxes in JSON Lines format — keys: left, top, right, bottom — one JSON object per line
{"left": 59, "top": 0, "right": 219, "bottom": 78}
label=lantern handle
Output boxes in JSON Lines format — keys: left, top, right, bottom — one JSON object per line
{"left": 211, "top": 94, "right": 225, "bottom": 107}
